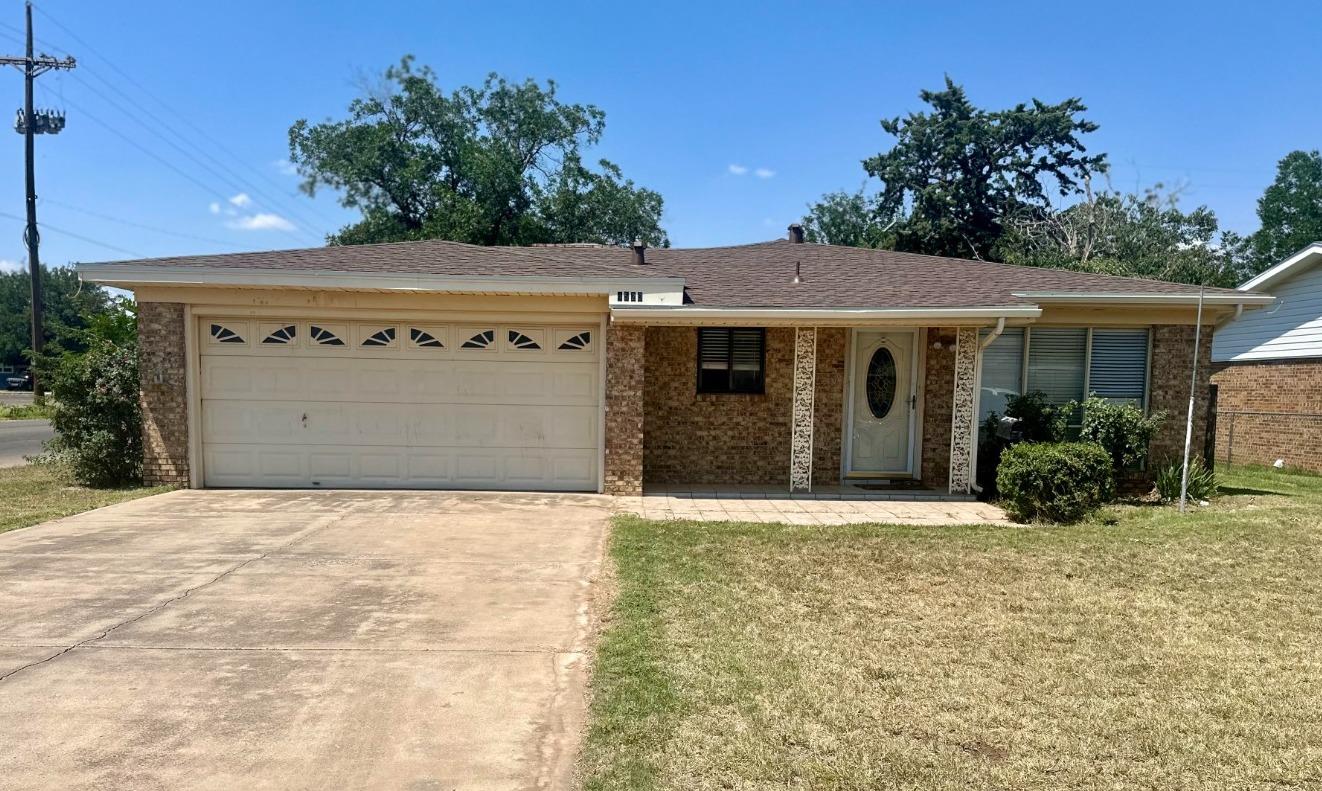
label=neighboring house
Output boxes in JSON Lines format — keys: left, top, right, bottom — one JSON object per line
{"left": 1211, "top": 242, "right": 1322, "bottom": 473}
{"left": 77, "top": 225, "right": 1271, "bottom": 496}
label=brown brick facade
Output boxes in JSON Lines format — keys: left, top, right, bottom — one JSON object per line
{"left": 1210, "top": 359, "right": 1322, "bottom": 473}
{"left": 640, "top": 326, "right": 846, "bottom": 486}
{"left": 1148, "top": 324, "right": 1214, "bottom": 464}
{"left": 603, "top": 323, "right": 645, "bottom": 495}
{"left": 138, "top": 301, "right": 190, "bottom": 486}
{"left": 921, "top": 328, "right": 956, "bottom": 490}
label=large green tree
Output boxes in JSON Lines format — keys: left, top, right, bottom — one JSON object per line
{"left": 995, "top": 184, "right": 1249, "bottom": 287}
{"left": 290, "top": 57, "right": 667, "bottom": 247}
{"left": 805, "top": 78, "right": 1107, "bottom": 260}
{"left": 0, "top": 266, "right": 112, "bottom": 368}
{"left": 1249, "top": 150, "right": 1322, "bottom": 269}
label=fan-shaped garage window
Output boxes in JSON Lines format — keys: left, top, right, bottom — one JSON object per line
{"left": 462, "top": 329, "right": 495, "bottom": 349}
{"left": 865, "top": 347, "right": 897, "bottom": 419}
{"left": 361, "top": 327, "right": 396, "bottom": 347}
{"left": 262, "top": 325, "right": 297, "bottom": 345}
{"left": 210, "top": 323, "right": 244, "bottom": 344}
{"left": 310, "top": 325, "right": 344, "bottom": 346}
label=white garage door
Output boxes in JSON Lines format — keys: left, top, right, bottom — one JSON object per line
{"left": 198, "top": 317, "right": 601, "bottom": 491}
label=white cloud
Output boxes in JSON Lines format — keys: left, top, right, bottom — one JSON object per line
{"left": 227, "top": 212, "right": 295, "bottom": 232}
{"left": 754, "top": 167, "right": 776, "bottom": 179}
{"left": 273, "top": 159, "right": 298, "bottom": 176}
{"left": 0, "top": 258, "right": 23, "bottom": 274}
{"left": 228, "top": 192, "right": 253, "bottom": 208}
{"left": 727, "top": 164, "right": 749, "bottom": 176}
{"left": 208, "top": 201, "right": 221, "bottom": 215}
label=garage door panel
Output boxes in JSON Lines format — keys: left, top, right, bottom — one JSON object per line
{"left": 200, "top": 317, "right": 600, "bottom": 491}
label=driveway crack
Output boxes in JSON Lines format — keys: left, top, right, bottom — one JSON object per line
{"left": 0, "top": 512, "right": 346, "bottom": 684}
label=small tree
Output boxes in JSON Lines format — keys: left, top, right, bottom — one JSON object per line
{"left": 1076, "top": 396, "right": 1165, "bottom": 474}
{"left": 38, "top": 300, "right": 142, "bottom": 487}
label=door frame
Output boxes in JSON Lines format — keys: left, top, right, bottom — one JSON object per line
{"left": 843, "top": 328, "right": 920, "bottom": 478}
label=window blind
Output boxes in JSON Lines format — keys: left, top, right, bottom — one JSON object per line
{"left": 979, "top": 327, "right": 1025, "bottom": 422}
{"left": 1089, "top": 329, "right": 1149, "bottom": 404}
{"left": 1026, "top": 328, "right": 1087, "bottom": 408}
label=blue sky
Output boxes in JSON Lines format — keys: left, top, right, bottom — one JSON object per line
{"left": 0, "top": 0, "right": 1319, "bottom": 272}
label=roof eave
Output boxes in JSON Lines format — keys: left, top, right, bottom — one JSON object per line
{"left": 609, "top": 305, "right": 1042, "bottom": 326}
{"left": 76, "top": 263, "right": 685, "bottom": 296}
{"left": 1237, "top": 243, "right": 1322, "bottom": 292}
{"left": 1010, "top": 291, "right": 1275, "bottom": 306}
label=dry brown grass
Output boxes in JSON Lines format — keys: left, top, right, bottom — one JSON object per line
{"left": 0, "top": 463, "right": 169, "bottom": 534}
{"left": 582, "top": 466, "right": 1322, "bottom": 790}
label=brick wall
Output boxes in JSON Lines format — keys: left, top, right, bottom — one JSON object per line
{"left": 921, "top": 328, "right": 955, "bottom": 490}
{"left": 1210, "top": 359, "right": 1322, "bottom": 473}
{"left": 641, "top": 326, "right": 846, "bottom": 486}
{"left": 604, "top": 323, "right": 645, "bottom": 495}
{"left": 1148, "top": 324, "right": 1214, "bottom": 465}
{"left": 138, "top": 302, "right": 189, "bottom": 486}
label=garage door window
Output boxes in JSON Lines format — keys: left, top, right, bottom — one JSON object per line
{"left": 557, "top": 331, "right": 592, "bottom": 351}
{"left": 261, "top": 324, "right": 297, "bottom": 344}
{"left": 209, "top": 323, "right": 246, "bottom": 345}
{"left": 361, "top": 327, "right": 397, "bottom": 347}
{"left": 310, "top": 325, "right": 345, "bottom": 346}
{"left": 461, "top": 329, "right": 496, "bottom": 349}
{"left": 409, "top": 327, "right": 445, "bottom": 348}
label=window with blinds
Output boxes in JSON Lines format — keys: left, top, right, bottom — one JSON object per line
{"left": 697, "top": 328, "right": 766, "bottom": 394}
{"left": 979, "top": 327, "right": 1025, "bottom": 423}
{"left": 1027, "top": 328, "right": 1088, "bottom": 408}
{"left": 1089, "top": 329, "right": 1150, "bottom": 404}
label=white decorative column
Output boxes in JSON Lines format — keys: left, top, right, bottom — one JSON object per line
{"left": 947, "top": 326, "right": 978, "bottom": 494}
{"left": 789, "top": 327, "right": 817, "bottom": 492}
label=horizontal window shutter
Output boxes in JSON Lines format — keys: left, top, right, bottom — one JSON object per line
{"left": 731, "top": 329, "right": 763, "bottom": 371}
{"left": 1027, "top": 328, "right": 1087, "bottom": 407}
{"left": 699, "top": 328, "right": 730, "bottom": 370}
{"left": 1089, "top": 329, "right": 1149, "bottom": 403}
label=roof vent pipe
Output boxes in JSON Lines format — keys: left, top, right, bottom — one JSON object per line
{"left": 792, "top": 260, "right": 803, "bottom": 284}
{"left": 631, "top": 238, "right": 646, "bottom": 265}
{"left": 788, "top": 223, "right": 805, "bottom": 243}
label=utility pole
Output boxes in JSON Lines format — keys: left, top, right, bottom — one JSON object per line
{"left": 2, "top": 2, "right": 75, "bottom": 403}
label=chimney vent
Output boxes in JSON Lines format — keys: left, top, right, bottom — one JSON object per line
{"left": 787, "top": 223, "right": 805, "bottom": 243}
{"left": 631, "top": 238, "right": 646, "bottom": 265}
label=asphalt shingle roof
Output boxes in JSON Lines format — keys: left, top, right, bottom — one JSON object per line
{"left": 87, "top": 237, "right": 1249, "bottom": 308}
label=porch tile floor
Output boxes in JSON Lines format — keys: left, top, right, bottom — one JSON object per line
{"left": 614, "top": 487, "right": 1010, "bottom": 526}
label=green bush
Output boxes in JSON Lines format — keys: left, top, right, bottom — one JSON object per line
{"left": 1154, "top": 457, "right": 1218, "bottom": 503}
{"left": 1077, "top": 396, "right": 1165, "bottom": 473}
{"left": 997, "top": 441, "right": 1114, "bottom": 523}
{"left": 976, "top": 391, "right": 1070, "bottom": 494}
{"left": 37, "top": 302, "right": 142, "bottom": 487}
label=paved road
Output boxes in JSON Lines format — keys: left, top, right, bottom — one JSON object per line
{"left": 0, "top": 420, "right": 53, "bottom": 467}
{"left": 0, "top": 488, "right": 610, "bottom": 789}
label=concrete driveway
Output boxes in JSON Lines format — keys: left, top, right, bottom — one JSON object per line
{"left": 0, "top": 489, "right": 611, "bottom": 790}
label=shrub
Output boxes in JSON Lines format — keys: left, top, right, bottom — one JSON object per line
{"left": 997, "top": 441, "right": 1114, "bottom": 523}
{"left": 1077, "top": 396, "right": 1165, "bottom": 473}
{"left": 1154, "top": 457, "right": 1218, "bottom": 503}
{"left": 976, "top": 391, "right": 1070, "bottom": 494}
{"left": 37, "top": 302, "right": 142, "bottom": 487}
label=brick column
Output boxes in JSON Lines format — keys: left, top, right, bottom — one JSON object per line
{"left": 789, "top": 327, "right": 817, "bottom": 492}
{"left": 1149, "top": 324, "right": 1214, "bottom": 464}
{"left": 138, "top": 302, "right": 190, "bottom": 487}
{"left": 947, "top": 326, "right": 978, "bottom": 494}
{"left": 604, "top": 323, "right": 645, "bottom": 495}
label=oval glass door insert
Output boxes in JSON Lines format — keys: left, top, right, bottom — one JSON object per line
{"left": 865, "top": 347, "right": 897, "bottom": 419}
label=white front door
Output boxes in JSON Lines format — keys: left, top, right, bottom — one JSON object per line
{"left": 848, "top": 330, "right": 916, "bottom": 474}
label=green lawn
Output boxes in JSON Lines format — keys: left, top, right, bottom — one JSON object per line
{"left": 581, "top": 466, "right": 1322, "bottom": 790}
{"left": 0, "top": 463, "right": 170, "bottom": 534}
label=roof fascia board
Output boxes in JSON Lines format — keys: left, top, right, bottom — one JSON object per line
{"left": 76, "top": 264, "right": 684, "bottom": 295}
{"left": 1238, "top": 243, "right": 1322, "bottom": 292}
{"left": 610, "top": 306, "right": 1042, "bottom": 324}
{"left": 1011, "top": 291, "right": 1275, "bottom": 306}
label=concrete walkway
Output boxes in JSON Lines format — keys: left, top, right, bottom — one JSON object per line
{"left": 615, "top": 493, "right": 1009, "bottom": 525}
{"left": 0, "top": 489, "right": 611, "bottom": 790}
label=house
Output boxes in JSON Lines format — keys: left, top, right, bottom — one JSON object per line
{"left": 77, "top": 225, "right": 1272, "bottom": 496}
{"left": 1211, "top": 242, "right": 1322, "bottom": 473}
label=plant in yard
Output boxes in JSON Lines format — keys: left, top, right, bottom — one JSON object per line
{"left": 976, "top": 391, "right": 1070, "bottom": 493}
{"left": 1154, "top": 456, "right": 1218, "bottom": 503}
{"left": 1077, "top": 396, "right": 1166, "bottom": 474}
{"left": 37, "top": 300, "right": 142, "bottom": 487}
{"left": 996, "top": 441, "right": 1114, "bottom": 523}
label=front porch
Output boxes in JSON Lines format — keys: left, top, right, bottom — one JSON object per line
{"left": 604, "top": 323, "right": 985, "bottom": 497}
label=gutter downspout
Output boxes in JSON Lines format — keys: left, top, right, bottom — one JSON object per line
{"left": 969, "top": 317, "right": 1007, "bottom": 494}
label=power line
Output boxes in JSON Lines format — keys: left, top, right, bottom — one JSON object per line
{"left": 29, "top": 4, "right": 343, "bottom": 230}
{"left": 39, "top": 199, "right": 264, "bottom": 251}
{"left": 0, "top": 209, "right": 145, "bottom": 259}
